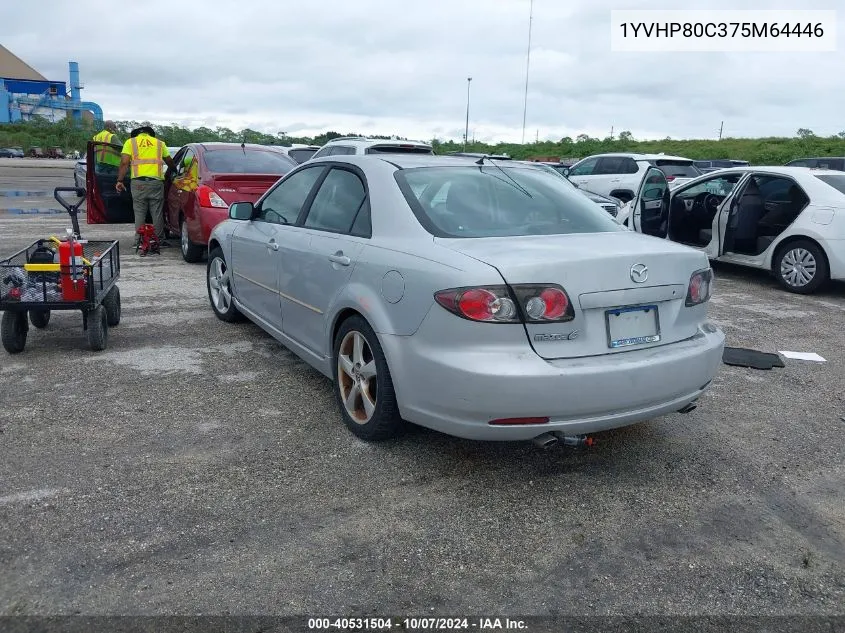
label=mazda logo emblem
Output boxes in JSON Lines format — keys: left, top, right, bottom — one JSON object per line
{"left": 630, "top": 263, "right": 648, "bottom": 283}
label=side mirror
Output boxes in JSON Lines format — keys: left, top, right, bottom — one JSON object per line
{"left": 642, "top": 187, "right": 663, "bottom": 201}
{"left": 562, "top": 168, "right": 570, "bottom": 177}
{"left": 229, "top": 201, "right": 254, "bottom": 221}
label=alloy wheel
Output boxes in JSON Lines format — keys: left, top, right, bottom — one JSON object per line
{"left": 337, "top": 331, "right": 378, "bottom": 424}
{"left": 208, "top": 256, "right": 232, "bottom": 313}
{"left": 780, "top": 247, "right": 816, "bottom": 287}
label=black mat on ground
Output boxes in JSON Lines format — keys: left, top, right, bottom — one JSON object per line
{"left": 723, "top": 347, "right": 785, "bottom": 370}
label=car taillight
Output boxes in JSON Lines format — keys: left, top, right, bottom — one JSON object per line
{"left": 434, "top": 284, "right": 574, "bottom": 323}
{"left": 197, "top": 185, "right": 228, "bottom": 208}
{"left": 686, "top": 268, "right": 713, "bottom": 306}
{"left": 665, "top": 175, "right": 676, "bottom": 182}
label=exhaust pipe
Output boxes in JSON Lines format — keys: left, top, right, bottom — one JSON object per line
{"left": 532, "top": 432, "right": 559, "bottom": 449}
{"left": 552, "top": 433, "right": 596, "bottom": 448}
{"left": 677, "top": 401, "right": 698, "bottom": 414}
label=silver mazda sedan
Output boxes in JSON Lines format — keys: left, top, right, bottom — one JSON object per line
{"left": 207, "top": 155, "right": 725, "bottom": 446}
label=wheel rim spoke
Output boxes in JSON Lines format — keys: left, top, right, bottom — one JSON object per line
{"left": 339, "top": 354, "right": 354, "bottom": 379}
{"left": 352, "top": 332, "right": 365, "bottom": 365}
{"left": 345, "top": 382, "right": 361, "bottom": 413}
{"left": 361, "top": 385, "right": 376, "bottom": 418}
{"left": 360, "top": 360, "right": 376, "bottom": 380}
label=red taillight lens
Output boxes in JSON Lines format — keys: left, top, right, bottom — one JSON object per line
{"left": 434, "top": 284, "right": 574, "bottom": 323}
{"left": 686, "top": 268, "right": 713, "bottom": 306}
{"left": 197, "top": 185, "right": 228, "bottom": 209}
{"left": 665, "top": 175, "right": 676, "bottom": 181}
{"left": 435, "top": 286, "right": 519, "bottom": 322}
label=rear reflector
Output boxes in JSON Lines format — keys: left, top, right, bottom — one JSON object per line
{"left": 488, "top": 417, "right": 550, "bottom": 426}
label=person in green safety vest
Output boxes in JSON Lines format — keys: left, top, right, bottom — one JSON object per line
{"left": 91, "top": 121, "right": 122, "bottom": 174}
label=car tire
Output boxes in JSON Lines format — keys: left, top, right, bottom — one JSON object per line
{"left": 774, "top": 239, "right": 829, "bottom": 294}
{"left": 102, "top": 286, "right": 121, "bottom": 326}
{"left": 332, "top": 315, "right": 403, "bottom": 441}
{"left": 87, "top": 305, "right": 108, "bottom": 351}
{"left": 181, "top": 219, "right": 204, "bottom": 263}
{"left": 1, "top": 311, "right": 28, "bottom": 354}
{"left": 29, "top": 309, "right": 50, "bottom": 329}
{"left": 207, "top": 247, "right": 242, "bottom": 322}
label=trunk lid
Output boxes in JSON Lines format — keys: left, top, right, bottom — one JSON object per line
{"left": 435, "top": 232, "right": 709, "bottom": 360}
{"left": 207, "top": 174, "right": 281, "bottom": 205}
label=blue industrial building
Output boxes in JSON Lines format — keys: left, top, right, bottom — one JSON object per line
{"left": 0, "top": 45, "right": 102, "bottom": 125}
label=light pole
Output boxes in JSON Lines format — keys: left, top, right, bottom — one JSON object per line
{"left": 464, "top": 77, "right": 472, "bottom": 151}
{"left": 521, "top": 0, "right": 534, "bottom": 144}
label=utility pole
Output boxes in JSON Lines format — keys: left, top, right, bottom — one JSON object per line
{"left": 521, "top": 0, "right": 534, "bottom": 144}
{"left": 718, "top": 121, "right": 724, "bottom": 140}
{"left": 464, "top": 77, "right": 472, "bottom": 151}
{"left": 536, "top": 129, "right": 539, "bottom": 143}
{"left": 610, "top": 126, "right": 614, "bottom": 140}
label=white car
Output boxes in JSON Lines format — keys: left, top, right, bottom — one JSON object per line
{"left": 563, "top": 153, "right": 702, "bottom": 202}
{"left": 617, "top": 165, "right": 845, "bottom": 294}
{"left": 310, "top": 137, "right": 433, "bottom": 159}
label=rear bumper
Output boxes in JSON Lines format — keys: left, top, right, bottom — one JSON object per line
{"left": 198, "top": 207, "right": 229, "bottom": 245}
{"left": 825, "top": 239, "right": 845, "bottom": 281}
{"left": 380, "top": 323, "right": 725, "bottom": 441}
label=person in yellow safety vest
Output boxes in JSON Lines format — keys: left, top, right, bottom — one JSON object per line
{"left": 179, "top": 154, "right": 199, "bottom": 192}
{"left": 115, "top": 126, "right": 176, "bottom": 249}
{"left": 91, "top": 120, "right": 122, "bottom": 174}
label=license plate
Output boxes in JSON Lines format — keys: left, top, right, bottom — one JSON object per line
{"left": 606, "top": 305, "right": 660, "bottom": 349}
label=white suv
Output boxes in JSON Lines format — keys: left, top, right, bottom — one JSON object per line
{"left": 563, "top": 153, "right": 702, "bottom": 202}
{"left": 310, "top": 137, "right": 433, "bottom": 159}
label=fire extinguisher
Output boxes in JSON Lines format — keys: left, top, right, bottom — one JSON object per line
{"left": 58, "top": 229, "right": 87, "bottom": 301}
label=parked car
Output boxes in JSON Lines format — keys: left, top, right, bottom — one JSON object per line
{"left": 9, "top": 147, "right": 24, "bottom": 158}
{"left": 617, "top": 165, "right": 845, "bottom": 294}
{"left": 0, "top": 148, "right": 13, "bottom": 158}
{"left": 269, "top": 145, "right": 321, "bottom": 164}
{"left": 28, "top": 147, "right": 45, "bottom": 158}
{"left": 694, "top": 160, "right": 738, "bottom": 173}
{"left": 310, "top": 137, "right": 433, "bottom": 159}
{"left": 206, "top": 154, "right": 724, "bottom": 445}
{"left": 785, "top": 157, "right": 845, "bottom": 171}
{"left": 165, "top": 143, "right": 297, "bottom": 262}
{"left": 448, "top": 152, "right": 512, "bottom": 160}
{"left": 517, "top": 161, "right": 623, "bottom": 217}
{"left": 46, "top": 147, "right": 64, "bottom": 159}
{"left": 73, "top": 156, "right": 86, "bottom": 188}
{"left": 563, "top": 153, "right": 702, "bottom": 202}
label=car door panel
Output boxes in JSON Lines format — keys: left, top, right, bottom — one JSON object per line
{"left": 230, "top": 221, "right": 283, "bottom": 330}
{"left": 279, "top": 166, "right": 370, "bottom": 357}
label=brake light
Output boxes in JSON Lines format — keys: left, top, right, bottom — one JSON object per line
{"left": 665, "top": 175, "right": 676, "bottom": 182}
{"left": 434, "top": 284, "right": 574, "bottom": 323}
{"left": 197, "top": 185, "right": 228, "bottom": 208}
{"left": 686, "top": 268, "right": 713, "bottom": 306}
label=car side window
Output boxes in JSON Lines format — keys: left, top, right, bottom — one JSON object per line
{"left": 311, "top": 146, "right": 331, "bottom": 160}
{"left": 677, "top": 174, "right": 741, "bottom": 198}
{"left": 621, "top": 158, "right": 640, "bottom": 174}
{"left": 568, "top": 157, "right": 598, "bottom": 176}
{"left": 595, "top": 157, "right": 624, "bottom": 175}
{"left": 350, "top": 199, "right": 372, "bottom": 238}
{"left": 258, "top": 167, "right": 324, "bottom": 225}
{"left": 302, "top": 168, "right": 367, "bottom": 234}
{"left": 330, "top": 146, "right": 356, "bottom": 155}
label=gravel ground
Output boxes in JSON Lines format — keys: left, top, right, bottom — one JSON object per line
{"left": 0, "top": 166, "right": 843, "bottom": 620}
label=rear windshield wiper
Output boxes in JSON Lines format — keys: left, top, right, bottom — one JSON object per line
{"left": 475, "top": 155, "right": 533, "bottom": 198}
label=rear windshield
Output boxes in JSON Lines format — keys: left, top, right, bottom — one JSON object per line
{"left": 287, "top": 148, "right": 318, "bottom": 164}
{"left": 654, "top": 160, "right": 701, "bottom": 178}
{"left": 365, "top": 145, "right": 433, "bottom": 155}
{"left": 814, "top": 175, "right": 845, "bottom": 195}
{"left": 395, "top": 166, "right": 623, "bottom": 238}
{"left": 203, "top": 149, "right": 296, "bottom": 174}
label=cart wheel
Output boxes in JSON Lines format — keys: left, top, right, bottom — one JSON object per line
{"left": 1, "top": 311, "right": 28, "bottom": 354}
{"left": 87, "top": 305, "right": 108, "bottom": 351}
{"left": 29, "top": 309, "right": 51, "bottom": 329}
{"left": 103, "top": 286, "right": 121, "bottom": 326}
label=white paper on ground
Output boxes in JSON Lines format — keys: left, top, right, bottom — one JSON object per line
{"left": 778, "top": 351, "right": 826, "bottom": 362}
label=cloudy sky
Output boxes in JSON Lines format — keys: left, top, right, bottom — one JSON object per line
{"left": 1, "top": 0, "right": 843, "bottom": 142}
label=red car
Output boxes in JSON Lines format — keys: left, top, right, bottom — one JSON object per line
{"left": 85, "top": 141, "right": 296, "bottom": 262}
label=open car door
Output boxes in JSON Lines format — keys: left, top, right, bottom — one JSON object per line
{"left": 86, "top": 140, "right": 134, "bottom": 224}
{"left": 630, "top": 166, "right": 669, "bottom": 238}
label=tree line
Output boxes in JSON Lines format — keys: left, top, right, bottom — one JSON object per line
{"left": 2, "top": 116, "right": 845, "bottom": 165}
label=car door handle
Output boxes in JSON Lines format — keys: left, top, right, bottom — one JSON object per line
{"left": 268, "top": 239, "right": 279, "bottom": 251}
{"left": 329, "top": 253, "right": 351, "bottom": 266}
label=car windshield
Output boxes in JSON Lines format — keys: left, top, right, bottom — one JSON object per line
{"left": 814, "top": 174, "right": 845, "bottom": 195}
{"left": 655, "top": 160, "right": 700, "bottom": 178}
{"left": 396, "top": 166, "right": 624, "bottom": 238}
{"left": 202, "top": 149, "right": 296, "bottom": 174}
